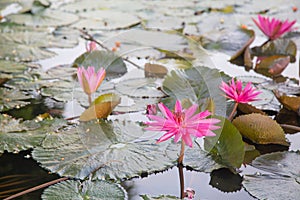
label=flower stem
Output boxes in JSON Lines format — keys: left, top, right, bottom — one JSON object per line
{"left": 88, "top": 94, "right": 92, "bottom": 105}
{"left": 228, "top": 102, "right": 239, "bottom": 121}
{"left": 4, "top": 177, "right": 68, "bottom": 200}
{"left": 178, "top": 140, "right": 185, "bottom": 199}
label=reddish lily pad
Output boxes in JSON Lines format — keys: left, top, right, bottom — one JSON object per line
{"left": 232, "top": 113, "right": 289, "bottom": 146}
{"left": 255, "top": 55, "right": 290, "bottom": 77}
{"left": 251, "top": 39, "right": 297, "bottom": 63}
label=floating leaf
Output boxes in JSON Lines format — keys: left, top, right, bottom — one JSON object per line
{"left": 32, "top": 120, "right": 178, "bottom": 180}
{"left": 7, "top": 9, "right": 79, "bottom": 27}
{"left": 42, "top": 179, "right": 127, "bottom": 200}
{"left": 73, "top": 10, "right": 140, "bottom": 30}
{"left": 244, "top": 151, "right": 300, "bottom": 200}
{"left": 275, "top": 93, "right": 300, "bottom": 113}
{"left": 0, "top": 88, "right": 31, "bottom": 112}
{"left": 0, "top": 115, "right": 67, "bottom": 153}
{"left": 255, "top": 55, "right": 290, "bottom": 77}
{"left": 144, "top": 63, "right": 168, "bottom": 78}
{"left": 251, "top": 39, "right": 297, "bottom": 63}
{"left": 178, "top": 142, "right": 224, "bottom": 172}
{"left": 201, "top": 27, "right": 254, "bottom": 57}
{"left": 237, "top": 103, "right": 266, "bottom": 115}
{"left": 79, "top": 93, "right": 121, "bottom": 121}
{"left": 162, "top": 66, "right": 230, "bottom": 116}
{"left": 0, "top": 60, "right": 27, "bottom": 79}
{"left": 232, "top": 113, "right": 289, "bottom": 146}
{"left": 140, "top": 194, "right": 180, "bottom": 200}
{"left": 116, "top": 78, "right": 165, "bottom": 98}
{"left": 73, "top": 50, "right": 127, "bottom": 79}
{"left": 225, "top": 28, "right": 254, "bottom": 67}
{"left": 204, "top": 116, "right": 245, "bottom": 169}
{"left": 0, "top": 31, "right": 78, "bottom": 61}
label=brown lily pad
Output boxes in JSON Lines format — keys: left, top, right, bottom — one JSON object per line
{"left": 232, "top": 113, "right": 289, "bottom": 146}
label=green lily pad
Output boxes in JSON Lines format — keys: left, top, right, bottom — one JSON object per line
{"left": 243, "top": 151, "right": 300, "bottom": 200}
{"left": 251, "top": 39, "right": 297, "bottom": 63}
{"left": 0, "top": 114, "right": 67, "bottom": 153}
{"left": 204, "top": 116, "right": 245, "bottom": 169}
{"left": 177, "top": 142, "right": 224, "bottom": 172}
{"left": 79, "top": 93, "right": 121, "bottom": 121}
{"left": 42, "top": 179, "right": 127, "bottom": 200}
{"left": 73, "top": 50, "right": 127, "bottom": 79}
{"left": 0, "top": 60, "right": 27, "bottom": 77}
{"left": 32, "top": 120, "right": 178, "bottom": 180}
{"left": 232, "top": 113, "right": 290, "bottom": 146}
{"left": 0, "top": 88, "right": 31, "bottom": 112}
{"left": 116, "top": 78, "right": 165, "bottom": 98}
{"left": 140, "top": 194, "right": 180, "bottom": 200}
{"left": 162, "top": 66, "right": 230, "bottom": 116}
{"left": 0, "top": 31, "right": 78, "bottom": 61}
{"left": 6, "top": 9, "right": 79, "bottom": 27}
{"left": 201, "top": 27, "right": 255, "bottom": 56}
{"left": 73, "top": 10, "right": 140, "bottom": 30}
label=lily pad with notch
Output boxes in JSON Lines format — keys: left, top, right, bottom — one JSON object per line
{"left": 32, "top": 120, "right": 178, "bottom": 180}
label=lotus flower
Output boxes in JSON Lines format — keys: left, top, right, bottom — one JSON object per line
{"left": 77, "top": 66, "right": 106, "bottom": 95}
{"left": 86, "top": 41, "right": 97, "bottom": 52}
{"left": 252, "top": 15, "right": 296, "bottom": 40}
{"left": 220, "top": 78, "right": 261, "bottom": 104}
{"left": 145, "top": 100, "right": 220, "bottom": 147}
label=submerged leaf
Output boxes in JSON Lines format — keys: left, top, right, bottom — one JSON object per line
{"left": 204, "top": 116, "right": 245, "bottom": 169}
{"left": 79, "top": 93, "right": 121, "bottom": 121}
{"left": 232, "top": 113, "right": 289, "bottom": 146}
{"left": 42, "top": 179, "right": 127, "bottom": 200}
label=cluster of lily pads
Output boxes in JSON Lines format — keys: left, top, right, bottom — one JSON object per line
{"left": 1, "top": 0, "right": 300, "bottom": 199}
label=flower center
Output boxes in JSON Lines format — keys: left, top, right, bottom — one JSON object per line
{"left": 174, "top": 111, "right": 185, "bottom": 125}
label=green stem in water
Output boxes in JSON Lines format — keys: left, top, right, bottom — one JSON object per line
{"left": 228, "top": 102, "right": 239, "bottom": 121}
{"left": 178, "top": 140, "right": 185, "bottom": 199}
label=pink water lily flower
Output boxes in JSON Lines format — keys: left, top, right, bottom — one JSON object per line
{"left": 77, "top": 66, "right": 106, "bottom": 95}
{"left": 220, "top": 78, "right": 261, "bottom": 103}
{"left": 252, "top": 15, "right": 296, "bottom": 40}
{"left": 86, "top": 41, "right": 97, "bottom": 52}
{"left": 145, "top": 100, "right": 220, "bottom": 147}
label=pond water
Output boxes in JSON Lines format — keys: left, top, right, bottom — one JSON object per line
{"left": 1, "top": 0, "right": 300, "bottom": 199}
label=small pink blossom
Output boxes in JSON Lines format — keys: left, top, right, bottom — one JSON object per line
{"left": 86, "top": 41, "right": 97, "bottom": 52}
{"left": 252, "top": 15, "right": 296, "bottom": 40}
{"left": 220, "top": 78, "right": 261, "bottom": 104}
{"left": 77, "top": 66, "right": 106, "bottom": 95}
{"left": 146, "top": 104, "right": 157, "bottom": 115}
{"left": 145, "top": 100, "right": 220, "bottom": 147}
{"left": 184, "top": 188, "right": 195, "bottom": 199}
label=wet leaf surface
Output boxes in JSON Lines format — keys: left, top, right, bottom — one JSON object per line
{"left": 162, "top": 66, "right": 230, "bottom": 116}
{"left": 73, "top": 50, "right": 127, "bottom": 79}
{"left": 244, "top": 151, "right": 300, "bottom": 200}
{"left": 42, "top": 179, "right": 127, "bottom": 200}
{"left": 204, "top": 116, "right": 245, "bottom": 169}
{"left": 0, "top": 115, "right": 67, "bottom": 153}
{"left": 0, "top": 88, "right": 31, "bottom": 112}
{"left": 32, "top": 120, "right": 178, "bottom": 180}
